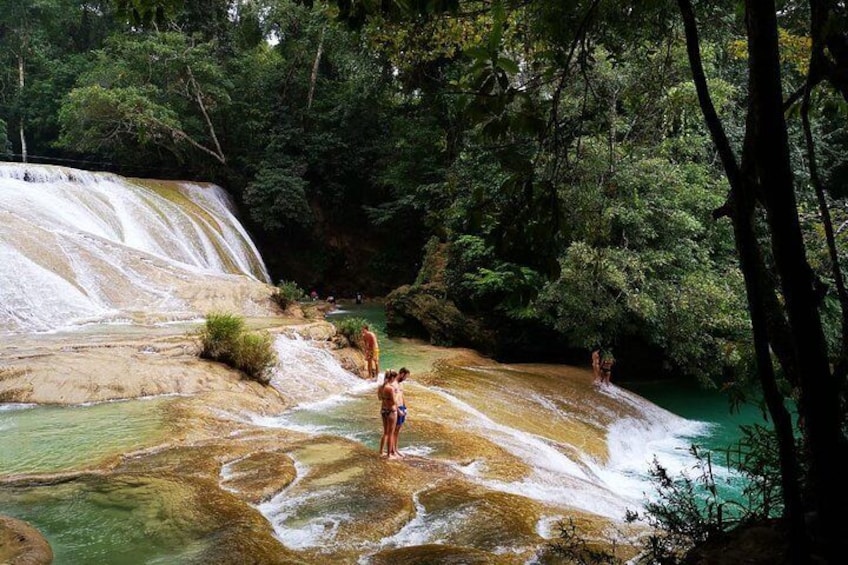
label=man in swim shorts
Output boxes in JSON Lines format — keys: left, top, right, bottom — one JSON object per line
{"left": 361, "top": 324, "right": 380, "bottom": 380}
{"left": 393, "top": 368, "right": 410, "bottom": 457}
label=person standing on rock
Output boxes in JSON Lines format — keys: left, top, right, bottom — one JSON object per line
{"left": 377, "top": 369, "right": 400, "bottom": 458}
{"left": 361, "top": 324, "right": 380, "bottom": 380}
{"left": 591, "top": 347, "right": 602, "bottom": 385}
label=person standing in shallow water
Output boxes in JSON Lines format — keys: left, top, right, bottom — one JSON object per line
{"left": 377, "top": 369, "right": 400, "bottom": 459}
{"left": 361, "top": 324, "right": 380, "bottom": 380}
{"left": 393, "top": 368, "right": 410, "bottom": 457}
{"left": 600, "top": 350, "right": 615, "bottom": 387}
{"left": 591, "top": 348, "right": 602, "bottom": 385}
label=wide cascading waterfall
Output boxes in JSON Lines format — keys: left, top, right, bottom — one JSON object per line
{"left": 0, "top": 163, "right": 272, "bottom": 334}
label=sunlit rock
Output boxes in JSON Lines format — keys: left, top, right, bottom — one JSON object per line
{"left": 0, "top": 515, "right": 53, "bottom": 565}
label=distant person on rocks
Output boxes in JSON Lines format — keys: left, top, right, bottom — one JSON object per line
{"left": 309, "top": 289, "right": 318, "bottom": 301}
{"left": 393, "top": 367, "right": 410, "bottom": 457}
{"left": 355, "top": 291, "right": 363, "bottom": 305}
{"left": 591, "top": 347, "right": 602, "bottom": 385}
{"left": 361, "top": 324, "right": 380, "bottom": 380}
{"left": 378, "top": 369, "right": 399, "bottom": 459}
{"left": 600, "top": 350, "right": 615, "bottom": 387}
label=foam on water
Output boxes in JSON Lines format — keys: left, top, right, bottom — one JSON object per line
{"left": 219, "top": 455, "right": 250, "bottom": 489}
{"left": 377, "top": 489, "right": 464, "bottom": 549}
{"left": 429, "top": 383, "right": 719, "bottom": 519}
{"left": 258, "top": 459, "right": 351, "bottom": 550}
{"left": 253, "top": 336, "right": 716, "bottom": 525}
{"left": 0, "top": 403, "right": 36, "bottom": 412}
{"left": 270, "top": 334, "right": 367, "bottom": 401}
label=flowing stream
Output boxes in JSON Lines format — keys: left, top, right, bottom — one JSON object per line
{"left": 0, "top": 164, "right": 752, "bottom": 563}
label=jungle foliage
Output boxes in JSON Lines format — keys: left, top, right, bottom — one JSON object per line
{"left": 0, "top": 1, "right": 844, "bottom": 379}
{"left": 1, "top": 0, "right": 845, "bottom": 382}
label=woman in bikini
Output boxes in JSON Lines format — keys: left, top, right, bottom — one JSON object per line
{"left": 377, "top": 369, "right": 400, "bottom": 459}
{"left": 600, "top": 351, "right": 615, "bottom": 387}
{"left": 393, "top": 368, "right": 410, "bottom": 457}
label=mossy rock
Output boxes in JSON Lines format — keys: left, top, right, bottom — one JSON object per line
{"left": 386, "top": 284, "right": 495, "bottom": 353}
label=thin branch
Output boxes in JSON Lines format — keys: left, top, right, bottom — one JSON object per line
{"left": 676, "top": 0, "right": 742, "bottom": 191}
{"left": 802, "top": 45, "right": 848, "bottom": 360}
{"left": 185, "top": 65, "right": 225, "bottom": 164}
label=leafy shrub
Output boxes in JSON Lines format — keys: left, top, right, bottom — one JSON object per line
{"left": 233, "top": 332, "right": 277, "bottom": 384}
{"left": 197, "top": 312, "right": 277, "bottom": 384}
{"left": 719, "top": 423, "right": 785, "bottom": 520}
{"left": 272, "top": 280, "right": 306, "bottom": 310}
{"left": 198, "top": 312, "right": 244, "bottom": 362}
{"left": 624, "top": 445, "right": 746, "bottom": 563}
{"left": 332, "top": 317, "right": 368, "bottom": 346}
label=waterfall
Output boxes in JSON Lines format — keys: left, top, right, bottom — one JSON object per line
{"left": 0, "top": 163, "right": 271, "bottom": 334}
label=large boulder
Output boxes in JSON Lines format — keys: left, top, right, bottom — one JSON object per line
{"left": 386, "top": 284, "right": 495, "bottom": 353}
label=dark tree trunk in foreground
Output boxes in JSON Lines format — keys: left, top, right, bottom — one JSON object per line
{"left": 679, "top": 0, "right": 848, "bottom": 562}
{"left": 746, "top": 5, "right": 846, "bottom": 562}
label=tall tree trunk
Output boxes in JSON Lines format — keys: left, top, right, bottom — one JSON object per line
{"left": 307, "top": 25, "right": 325, "bottom": 110}
{"left": 18, "top": 55, "right": 27, "bottom": 163}
{"left": 746, "top": 1, "right": 847, "bottom": 561}
{"left": 677, "top": 0, "right": 807, "bottom": 559}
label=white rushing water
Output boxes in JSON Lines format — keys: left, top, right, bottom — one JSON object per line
{"left": 252, "top": 335, "right": 716, "bottom": 555}
{"left": 0, "top": 163, "right": 270, "bottom": 334}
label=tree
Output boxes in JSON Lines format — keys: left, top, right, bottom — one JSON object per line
{"left": 676, "top": 1, "right": 848, "bottom": 560}
{"left": 58, "top": 31, "right": 230, "bottom": 167}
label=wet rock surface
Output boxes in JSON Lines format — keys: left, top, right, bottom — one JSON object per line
{"left": 0, "top": 515, "right": 53, "bottom": 565}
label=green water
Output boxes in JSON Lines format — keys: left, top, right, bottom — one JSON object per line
{"left": 0, "top": 398, "right": 171, "bottom": 476}
{"left": 0, "top": 398, "right": 186, "bottom": 564}
{"left": 0, "top": 478, "right": 211, "bottom": 565}
{"left": 621, "top": 380, "right": 769, "bottom": 452}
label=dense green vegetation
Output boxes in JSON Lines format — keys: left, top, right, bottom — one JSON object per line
{"left": 271, "top": 279, "right": 307, "bottom": 310}
{"left": 4, "top": 2, "right": 848, "bottom": 560}
{"left": 196, "top": 312, "right": 277, "bottom": 384}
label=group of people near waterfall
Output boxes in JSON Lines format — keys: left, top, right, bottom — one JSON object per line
{"left": 361, "top": 324, "right": 410, "bottom": 459}
{"left": 361, "top": 322, "right": 617, "bottom": 459}
{"left": 592, "top": 347, "right": 615, "bottom": 387}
